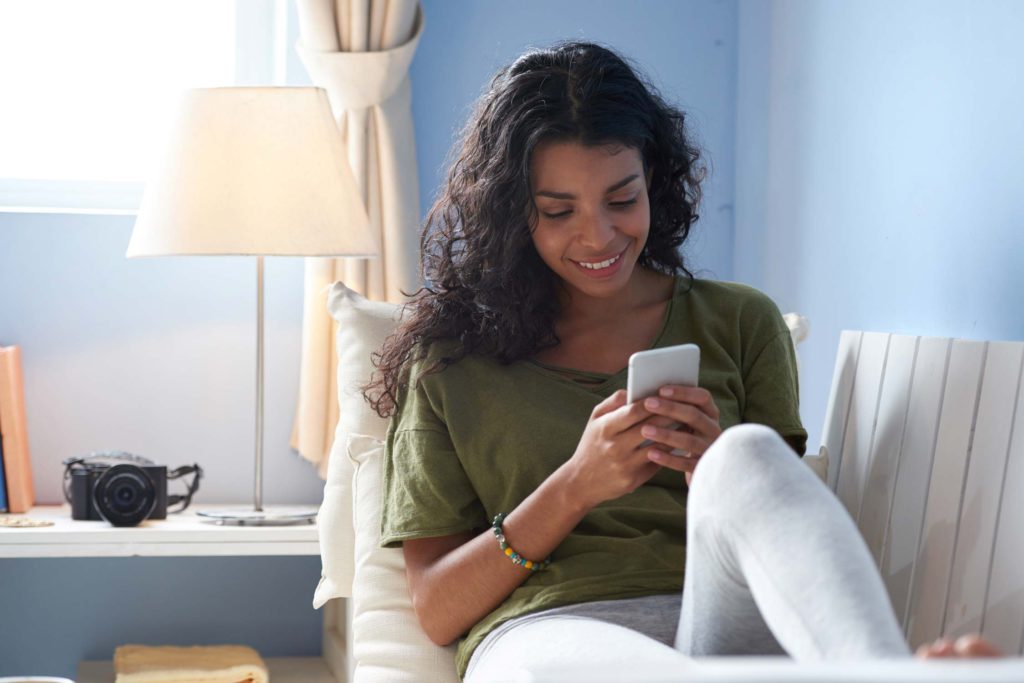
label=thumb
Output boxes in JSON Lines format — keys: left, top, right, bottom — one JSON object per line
{"left": 591, "top": 389, "right": 628, "bottom": 420}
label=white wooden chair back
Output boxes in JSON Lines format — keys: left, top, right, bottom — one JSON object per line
{"left": 805, "top": 331, "right": 1024, "bottom": 655}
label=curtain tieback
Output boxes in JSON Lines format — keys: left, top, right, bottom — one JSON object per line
{"left": 296, "top": 12, "right": 424, "bottom": 111}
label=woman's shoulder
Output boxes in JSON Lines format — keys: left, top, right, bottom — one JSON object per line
{"left": 407, "top": 337, "right": 497, "bottom": 390}
{"left": 682, "top": 277, "right": 785, "bottom": 317}
{"left": 678, "top": 277, "right": 791, "bottom": 352}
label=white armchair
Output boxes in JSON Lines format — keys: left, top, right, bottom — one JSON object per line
{"left": 314, "top": 283, "right": 1024, "bottom": 681}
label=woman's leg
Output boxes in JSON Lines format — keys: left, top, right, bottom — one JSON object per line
{"left": 465, "top": 614, "right": 690, "bottom": 683}
{"left": 675, "top": 423, "right": 911, "bottom": 660}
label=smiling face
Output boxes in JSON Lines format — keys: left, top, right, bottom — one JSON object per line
{"left": 528, "top": 140, "right": 651, "bottom": 305}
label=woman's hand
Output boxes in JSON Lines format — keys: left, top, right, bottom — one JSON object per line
{"left": 561, "top": 389, "right": 673, "bottom": 510}
{"left": 638, "top": 385, "right": 723, "bottom": 486}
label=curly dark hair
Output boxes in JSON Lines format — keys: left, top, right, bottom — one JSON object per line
{"left": 363, "top": 40, "right": 705, "bottom": 418}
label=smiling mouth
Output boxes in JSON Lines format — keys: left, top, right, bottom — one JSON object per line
{"left": 571, "top": 248, "right": 626, "bottom": 271}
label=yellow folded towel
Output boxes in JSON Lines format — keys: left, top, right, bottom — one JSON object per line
{"left": 113, "top": 644, "right": 269, "bottom": 683}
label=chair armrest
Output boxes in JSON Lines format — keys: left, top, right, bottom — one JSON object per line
{"left": 803, "top": 445, "right": 829, "bottom": 484}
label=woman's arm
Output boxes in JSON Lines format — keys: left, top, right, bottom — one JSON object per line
{"left": 403, "top": 389, "right": 666, "bottom": 646}
{"left": 403, "top": 465, "right": 587, "bottom": 646}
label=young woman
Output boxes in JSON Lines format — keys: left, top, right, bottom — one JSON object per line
{"left": 364, "top": 41, "right": 1000, "bottom": 681}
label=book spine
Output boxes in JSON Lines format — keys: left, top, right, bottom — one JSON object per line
{"left": 0, "top": 345, "right": 35, "bottom": 513}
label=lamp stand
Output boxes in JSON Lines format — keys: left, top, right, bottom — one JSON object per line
{"left": 197, "top": 256, "right": 318, "bottom": 526}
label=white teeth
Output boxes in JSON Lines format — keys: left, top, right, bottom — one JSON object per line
{"left": 577, "top": 253, "right": 621, "bottom": 270}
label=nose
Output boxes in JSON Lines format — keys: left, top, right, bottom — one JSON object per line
{"left": 577, "top": 209, "right": 618, "bottom": 251}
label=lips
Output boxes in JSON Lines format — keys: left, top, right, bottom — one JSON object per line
{"left": 568, "top": 247, "right": 628, "bottom": 280}
{"left": 571, "top": 247, "right": 627, "bottom": 267}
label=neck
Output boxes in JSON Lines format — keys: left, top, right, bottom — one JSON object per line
{"left": 556, "top": 267, "right": 669, "bottom": 326}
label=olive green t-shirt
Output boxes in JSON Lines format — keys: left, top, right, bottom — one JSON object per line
{"left": 380, "top": 276, "right": 807, "bottom": 679}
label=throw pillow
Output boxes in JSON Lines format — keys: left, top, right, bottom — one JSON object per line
{"left": 314, "top": 281, "right": 403, "bottom": 606}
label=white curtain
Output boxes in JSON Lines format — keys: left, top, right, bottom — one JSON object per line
{"left": 291, "top": 0, "right": 423, "bottom": 477}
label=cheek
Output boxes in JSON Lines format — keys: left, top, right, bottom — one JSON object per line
{"left": 627, "top": 201, "right": 652, "bottom": 237}
{"left": 532, "top": 228, "right": 565, "bottom": 264}
{"left": 529, "top": 228, "right": 560, "bottom": 263}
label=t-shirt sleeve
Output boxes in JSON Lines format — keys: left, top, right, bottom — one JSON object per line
{"left": 379, "top": 363, "right": 487, "bottom": 548}
{"left": 741, "top": 317, "right": 809, "bottom": 457}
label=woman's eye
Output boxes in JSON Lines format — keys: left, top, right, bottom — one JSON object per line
{"left": 541, "top": 197, "right": 636, "bottom": 220}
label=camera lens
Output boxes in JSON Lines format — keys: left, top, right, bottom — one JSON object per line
{"left": 94, "top": 464, "right": 157, "bottom": 527}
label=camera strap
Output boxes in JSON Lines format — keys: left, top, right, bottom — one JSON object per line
{"left": 62, "top": 451, "right": 204, "bottom": 514}
{"left": 166, "top": 463, "right": 203, "bottom": 512}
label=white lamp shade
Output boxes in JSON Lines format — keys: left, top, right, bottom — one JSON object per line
{"left": 127, "top": 87, "right": 377, "bottom": 257}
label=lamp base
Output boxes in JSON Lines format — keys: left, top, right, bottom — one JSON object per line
{"left": 196, "top": 506, "right": 317, "bottom": 526}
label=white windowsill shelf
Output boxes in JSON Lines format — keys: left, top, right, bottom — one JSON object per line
{"left": 0, "top": 504, "right": 320, "bottom": 558}
{"left": 1, "top": 504, "right": 339, "bottom": 682}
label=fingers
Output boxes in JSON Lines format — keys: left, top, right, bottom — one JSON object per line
{"left": 592, "top": 387, "right": 722, "bottom": 468}
{"left": 600, "top": 392, "right": 658, "bottom": 434}
{"left": 646, "top": 447, "right": 699, "bottom": 473}
{"left": 643, "top": 393, "right": 720, "bottom": 439}
{"left": 657, "top": 385, "right": 719, "bottom": 420}
{"left": 640, "top": 422, "right": 704, "bottom": 455}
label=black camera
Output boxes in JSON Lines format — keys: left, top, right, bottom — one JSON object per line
{"left": 63, "top": 452, "right": 202, "bottom": 527}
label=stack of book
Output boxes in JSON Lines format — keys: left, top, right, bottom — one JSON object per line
{"left": 0, "top": 345, "right": 35, "bottom": 513}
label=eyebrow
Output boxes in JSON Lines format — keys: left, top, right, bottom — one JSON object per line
{"left": 534, "top": 174, "right": 640, "bottom": 200}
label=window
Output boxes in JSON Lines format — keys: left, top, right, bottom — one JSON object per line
{"left": 0, "top": 0, "right": 286, "bottom": 213}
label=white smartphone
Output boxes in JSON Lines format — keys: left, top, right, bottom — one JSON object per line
{"left": 627, "top": 343, "right": 700, "bottom": 404}
{"left": 627, "top": 343, "right": 701, "bottom": 455}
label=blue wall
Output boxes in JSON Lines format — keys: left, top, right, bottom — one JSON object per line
{"left": 0, "top": 1, "right": 739, "bottom": 676}
{"left": 734, "top": 0, "right": 1024, "bottom": 452}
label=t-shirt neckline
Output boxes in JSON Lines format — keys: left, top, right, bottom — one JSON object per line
{"left": 524, "top": 274, "right": 681, "bottom": 384}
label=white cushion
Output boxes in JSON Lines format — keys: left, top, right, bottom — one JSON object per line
{"left": 313, "top": 280, "right": 459, "bottom": 683}
{"left": 314, "top": 281, "right": 403, "bottom": 606}
{"left": 347, "top": 433, "right": 460, "bottom": 683}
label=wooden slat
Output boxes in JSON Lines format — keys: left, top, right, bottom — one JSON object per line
{"left": 821, "top": 331, "right": 862, "bottom": 492}
{"left": 858, "top": 334, "right": 918, "bottom": 562}
{"left": 906, "top": 340, "right": 987, "bottom": 648}
{"left": 982, "top": 344, "right": 1024, "bottom": 655}
{"left": 836, "top": 332, "right": 889, "bottom": 516}
{"left": 879, "top": 337, "right": 952, "bottom": 632}
{"left": 944, "top": 343, "right": 1024, "bottom": 637}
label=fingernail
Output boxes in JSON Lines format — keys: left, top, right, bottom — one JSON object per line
{"left": 659, "top": 387, "right": 673, "bottom": 397}
{"left": 645, "top": 398, "right": 659, "bottom": 409}
{"left": 641, "top": 426, "right": 657, "bottom": 437}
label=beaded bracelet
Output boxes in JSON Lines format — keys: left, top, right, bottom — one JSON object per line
{"left": 491, "top": 512, "right": 552, "bottom": 572}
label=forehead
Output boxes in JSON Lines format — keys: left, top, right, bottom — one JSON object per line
{"left": 529, "top": 140, "right": 643, "bottom": 189}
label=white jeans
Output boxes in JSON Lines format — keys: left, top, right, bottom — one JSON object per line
{"left": 465, "top": 424, "right": 910, "bottom": 682}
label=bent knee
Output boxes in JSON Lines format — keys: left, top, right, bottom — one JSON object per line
{"left": 701, "top": 423, "right": 786, "bottom": 474}
{"left": 688, "top": 423, "right": 790, "bottom": 510}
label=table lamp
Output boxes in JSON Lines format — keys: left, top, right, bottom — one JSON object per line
{"left": 126, "top": 87, "right": 376, "bottom": 525}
